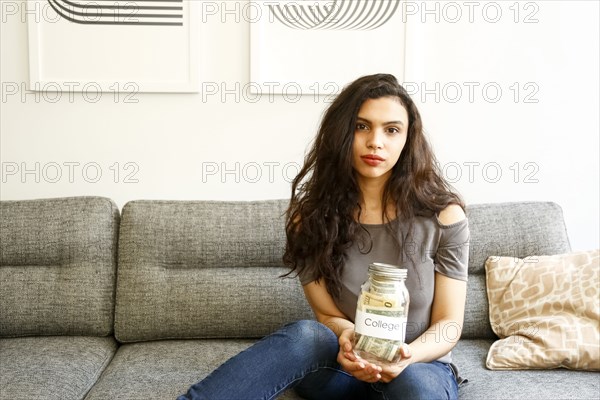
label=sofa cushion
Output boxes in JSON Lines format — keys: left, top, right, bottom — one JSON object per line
{"left": 84, "top": 339, "right": 303, "bottom": 400}
{"left": 462, "top": 274, "right": 496, "bottom": 339}
{"left": 0, "top": 336, "right": 117, "bottom": 400}
{"left": 466, "top": 202, "right": 571, "bottom": 276}
{"left": 454, "top": 339, "right": 600, "bottom": 399}
{"left": 84, "top": 338, "right": 600, "bottom": 400}
{"left": 0, "top": 197, "right": 120, "bottom": 337}
{"left": 114, "top": 200, "right": 314, "bottom": 342}
{"left": 485, "top": 250, "right": 599, "bottom": 370}
{"left": 461, "top": 202, "right": 571, "bottom": 339}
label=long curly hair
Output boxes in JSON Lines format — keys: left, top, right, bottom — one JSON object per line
{"left": 283, "top": 73, "right": 464, "bottom": 299}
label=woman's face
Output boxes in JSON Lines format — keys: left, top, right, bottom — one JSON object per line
{"left": 352, "top": 96, "right": 409, "bottom": 186}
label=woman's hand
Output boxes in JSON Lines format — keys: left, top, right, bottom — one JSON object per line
{"left": 336, "top": 328, "right": 382, "bottom": 383}
{"left": 378, "top": 344, "right": 413, "bottom": 383}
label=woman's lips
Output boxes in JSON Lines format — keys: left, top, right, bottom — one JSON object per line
{"left": 361, "top": 155, "right": 385, "bottom": 166}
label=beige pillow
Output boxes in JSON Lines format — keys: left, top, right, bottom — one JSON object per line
{"left": 485, "top": 249, "right": 599, "bottom": 370}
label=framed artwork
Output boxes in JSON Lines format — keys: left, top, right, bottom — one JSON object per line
{"left": 27, "top": 0, "right": 199, "bottom": 93}
{"left": 250, "top": 0, "right": 406, "bottom": 95}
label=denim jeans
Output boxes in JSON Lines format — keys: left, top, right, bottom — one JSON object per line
{"left": 177, "top": 320, "right": 459, "bottom": 400}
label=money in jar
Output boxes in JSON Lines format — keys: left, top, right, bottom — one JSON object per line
{"left": 353, "top": 262, "right": 409, "bottom": 365}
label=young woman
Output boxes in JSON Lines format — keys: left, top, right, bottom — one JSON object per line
{"left": 177, "top": 73, "right": 469, "bottom": 400}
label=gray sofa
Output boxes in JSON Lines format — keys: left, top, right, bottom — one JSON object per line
{"left": 1, "top": 196, "right": 598, "bottom": 400}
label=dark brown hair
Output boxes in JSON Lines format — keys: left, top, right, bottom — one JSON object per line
{"left": 283, "top": 73, "right": 464, "bottom": 299}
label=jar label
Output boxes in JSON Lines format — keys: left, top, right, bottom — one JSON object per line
{"left": 354, "top": 309, "right": 407, "bottom": 342}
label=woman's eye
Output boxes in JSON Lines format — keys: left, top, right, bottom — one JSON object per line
{"left": 356, "top": 123, "right": 368, "bottom": 130}
{"left": 387, "top": 127, "right": 400, "bottom": 134}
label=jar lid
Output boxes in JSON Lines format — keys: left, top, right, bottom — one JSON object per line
{"left": 369, "top": 262, "right": 407, "bottom": 280}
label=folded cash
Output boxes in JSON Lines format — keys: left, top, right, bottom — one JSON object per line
{"left": 370, "top": 279, "right": 398, "bottom": 295}
{"left": 364, "top": 306, "right": 405, "bottom": 317}
{"left": 358, "top": 291, "right": 398, "bottom": 309}
{"left": 355, "top": 334, "right": 401, "bottom": 362}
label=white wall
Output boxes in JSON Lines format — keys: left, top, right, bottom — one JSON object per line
{"left": 1, "top": 1, "right": 598, "bottom": 251}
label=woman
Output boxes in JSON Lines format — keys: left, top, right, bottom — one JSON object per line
{"left": 178, "top": 73, "right": 469, "bottom": 400}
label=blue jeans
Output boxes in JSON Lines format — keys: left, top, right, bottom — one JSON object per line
{"left": 177, "top": 320, "right": 459, "bottom": 400}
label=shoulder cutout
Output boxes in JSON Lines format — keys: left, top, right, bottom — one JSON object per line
{"left": 437, "top": 204, "right": 466, "bottom": 226}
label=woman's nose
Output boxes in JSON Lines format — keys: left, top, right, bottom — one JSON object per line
{"left": 366, "top": 129, "right": 384, "bottom": 149}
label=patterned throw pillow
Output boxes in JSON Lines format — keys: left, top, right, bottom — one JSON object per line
{"left": 485, "top": 249, "right": 599, "bottom": 370}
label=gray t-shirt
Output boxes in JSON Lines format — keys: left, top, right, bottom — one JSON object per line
{"left": 299, "top": 215, "right": 470, "bottom": 363}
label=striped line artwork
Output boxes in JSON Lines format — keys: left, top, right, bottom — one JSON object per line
{"left": 46, "top": 0, "right": 184, "bottom": 26}
{"left": 267, "top": 0, "right": 400, "bottom": 30}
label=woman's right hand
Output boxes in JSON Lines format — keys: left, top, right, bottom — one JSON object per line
{"left": 301, "top": 282, "right": 382, "bottom": 382}
{"left": 337, "top": 328, "right": 382, "bottom": 383}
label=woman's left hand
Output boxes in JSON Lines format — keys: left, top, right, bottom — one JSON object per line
{"left": 378, "top": 344, "right": 413, "bottom": 383}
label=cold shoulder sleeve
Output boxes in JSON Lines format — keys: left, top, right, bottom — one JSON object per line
{"left": 434, "top": 217, "right": 470, "bottom": 281}
{"left": 298, "top": 265, "right": 318, "bottom": 286}
{"left": 294, "top": 257, "right": 319, "bottom": 286}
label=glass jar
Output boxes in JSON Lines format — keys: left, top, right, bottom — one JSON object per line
{"left": 353, "top": 262, "right": 410, "bottom": 365}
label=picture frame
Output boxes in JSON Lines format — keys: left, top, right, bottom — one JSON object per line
{"left": 26, "top": 0, "right": 199, "bottom": 93}
{"left": 250, "top": 0, "right": 406, "bottom": 95}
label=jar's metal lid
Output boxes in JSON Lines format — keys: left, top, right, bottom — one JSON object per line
{"left": 369, "top": 262, "right": 407, "bottom": 279}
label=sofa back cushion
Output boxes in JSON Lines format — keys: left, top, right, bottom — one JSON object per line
{"left": 0, "top": 197, "right": 120, "bottom": 337}
{"left": 114, "top": 200, "right": 571, "bottom": 342}
{"left": 114, "top": 200, "right": 314, "bottom": 342}
{"left": 461, "top": 201, "right": 571, "bottom": 339}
